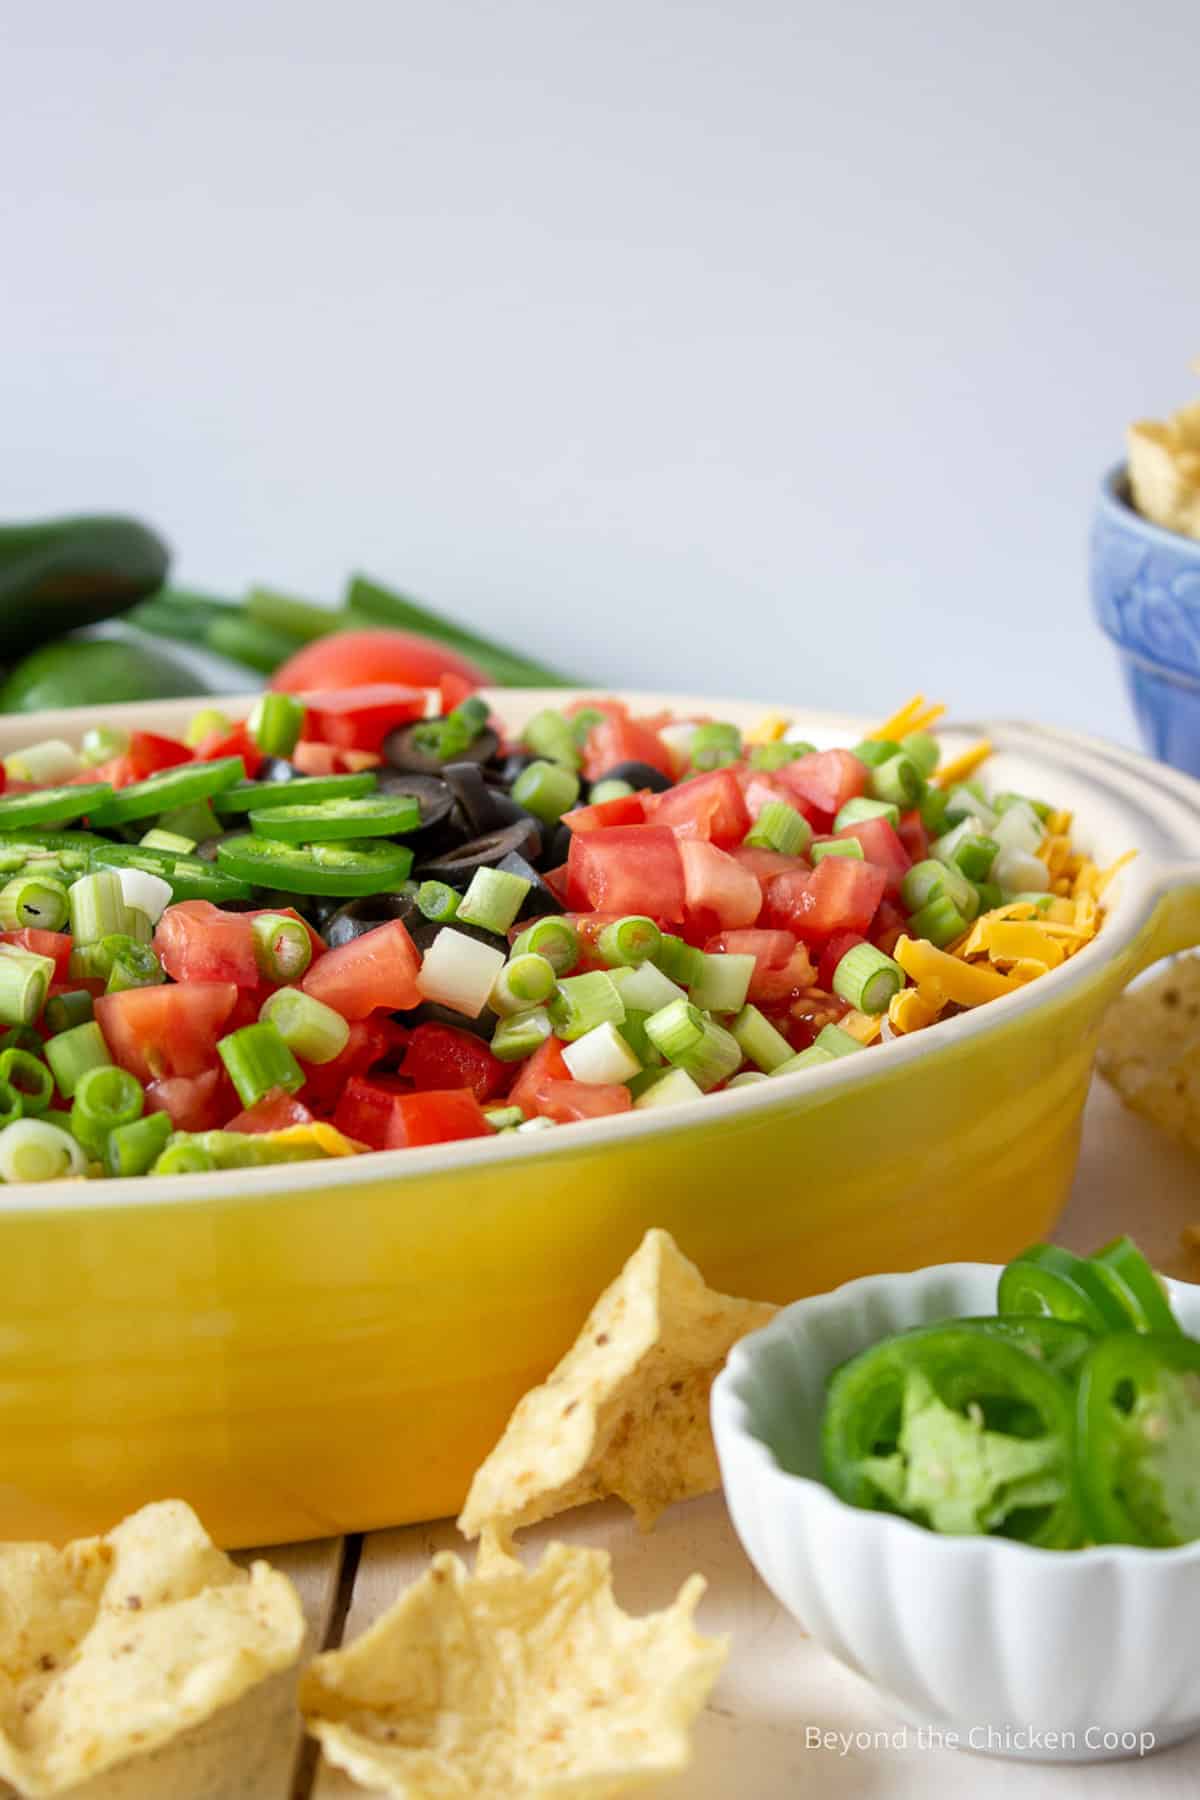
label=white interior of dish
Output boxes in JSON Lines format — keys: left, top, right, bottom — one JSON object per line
{"left": 1, "top": 693, "right": 1198, "bottom": 1210}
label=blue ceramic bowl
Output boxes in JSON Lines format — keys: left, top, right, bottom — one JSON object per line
{"left": 1091, "top": 464, "right": 1200, "bottom": 777}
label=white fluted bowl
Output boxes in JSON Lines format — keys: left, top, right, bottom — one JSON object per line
{"left": 711, "top": 1264, "right": 1200, "bottom": 1762}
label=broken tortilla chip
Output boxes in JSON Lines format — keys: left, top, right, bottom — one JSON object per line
{"left": 458, "top": 1228, "right": 776, "bottom": 1545}
{"left": 300, "top": 1540, "right": 726, "bottom": 1799}
{"left": 0, "top": 1499, "right": 304, "bottom": 1797}
{"left": 1097, "top": 956, "right": 1200, "bottom": 1154}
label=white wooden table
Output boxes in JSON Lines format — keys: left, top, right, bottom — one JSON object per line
{"left": 34, "top": 1080, "right": 1200, "bottom": 1800}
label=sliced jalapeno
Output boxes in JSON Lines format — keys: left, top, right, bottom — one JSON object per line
{"left": 997, "top": 1244, "right": 1130, "bottom": 1334}
{"left": 213, "top": 772, "right": 378, "bottom": 816}
{"left": 822, "top": 1322, "right": 1081, "bottom": 1545}
{"left": 84, "top": 756, "right": 246, "bottom": 828}
{"left": 959, "top": 1315, "right": 1096, "bottom": 1383}
{"left": 214, "top": 834, "right": 414, "bottom": 896}
{"left": 1088, "top": 1237, "right": 1182, "bottom": 1337}
{"left": 0, "top": 830, "right": 102, "bottom": 876}
{"left": 0, "top": 784, "right": 113, "bottom": 830}
{"left": 1076, "top": 1333, "right": 1200, "bottom": 1546}
{"left": 245, "top": 794, "right": 421, "bottom": 842}
{"left": 88, "top": 840, "right": 253, "bottom": 905}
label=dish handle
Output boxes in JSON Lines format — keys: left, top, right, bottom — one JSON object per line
{"left": 1132, "top": 862, "right": 1200, "bottom": 974}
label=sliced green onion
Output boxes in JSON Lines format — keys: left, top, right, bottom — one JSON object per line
{"left": 814, "top": 1023, "right": 866, "bottom": 1058}
{"left": 0, "top": 1048, "right": 53, "bottom": 1115}
{"left": 511, "top": 759, "right": 580, "bottom": 824}
{"left": 943, "top": 785, "right": 995, "bottom": 830}
{"left": 908, "top": 853, "right": 975, "bottom": 919}
{"left": 4, "top": 739, "right": 82, "bottom": 785}
{"left": 251, "top": 913, "right": 314, "bottom": 982}
{"left": 993, "top": 791, "right": 1053, "bottom": 823}
{"left": 548, "top": 971, "right": 625, "bottom": 1041}
{"left": 569, "top": 707, "right": 607, "bottom": 748}
{"left": 831, "top": 943, "right": 904, "bottom": 1014}
{"left": 729, "top": 1004, "right": 793, "bottom": 1072}
{"left": 68, "top": 870, "right": 128, "bottom": 944}
{"left": 104, "top": 1109, "right": 173, "bottom": 1177}
{"left": 521, "top": 709, "right": 581, "bottom": 769}
{"left": 992, "top": 846, "right": 1049, "bottom": 895}
{"left": 689, "top": 953, "right": 755, "bottom": 1015}
{"left": 248, "top": 691, "right": 307, "bottom": 758}
{"left": 115, "top": 868, "right": 173, "bottom": 925}
{"left": 490, "top": 1006, "right": 554, "bottom": 1062}
{"left": 416, "top": 881, "right": 460, "bottom": 923}
{"left": 772, "top": 1044, "right": 835, "bottom": 1074}
{"left": 951, "top": 834, "right": 999, "bottom": 882}
{"left": 184, "top": 707, "right": 233, "bottom": 749}
{"left": 690, "top": 722, "right": 742, "bottom": 770}
{"left": 105, "top": 944, "right": 165, "bottom": 994}
{"left": 44, "top": 990, "right": 94, "bottom": 1035}
{"left": 139, "top": 827, "right": 197, "bottom": 854}
{"left": 973, "top": 880, "right": 1004, "bottom": 913}
{"left": 587, "top": 778, "right": 635, "bottom": 804}
{"left": 70, "top": 1063, "right": 144, "bottom": 1159}
{"left": 727, "top": 1070, "right": 770, "bottom": 1088}
{"left": 457, "top": 867, "right": 532, "bottom": 935}
{"left": 416, "top": 928, "right": 507, "bottom": 1017}
{"left": 408, "top": 715, "right": 477, "bottom": 763}
{"left": 515, "top": 1115, "right": 557, "bottom": 1134}
{"left": 490, "top": 953, "right": 559, "bottom": 1016}
{"left": 259, "top": 987, "right": 350, "bottom": 1064}
{"left": 644, "top": 999, "right": 741, "bottom": 1090}
{"left": 562, "top": 1021, "right": 641, "bottom": 1084}
{"left": 852, "top": 738, "right": 902, "bottom": 769}
{"left": 615, "top": 1008, "right": 664, "bottom": 1068}
{"left": 154, "top": 1140, "right": 218, "bottom": 1175}
{"left": 610, "top": 959, "right": 687, "bottom": 1014}
{"left": 483, "top": 1105, "right": 526, "bottom": 1130}
{"left": 833, "top": 796, "right": 900, "bottom": 832}
{"left": 653, "top": 933, "right": 703, "bottom": 987}
{"left": 0, "top": 873, "right": 69, "bottom": 931}
{"left": 908, "top": 894, "right": 968, "bottom": 948}
{"left": 990, "top": 800, "right": 1044, "bottom": 857}
{"left": 80, "top": 725, "right": 130, "bottom": 767}
{"left": 44, "top": 1020, "right": 112, "bottom": 1098}
{"left": 748, "top": 741, "right": 809, "bottom": 770}
{"left": 744, "top": 802, "right": 812, "bottom": 856}
{"left": 919, "top": 786, "right": 950, "bottom": 835}
{"left": 124, "top": 907, "right": 155, "bottom": 947}
{"left": 869, "top": 752, "right": 924, "bottom": 809}
{"left": 0, "top": 1080, "right": 23, "bottom": 1126}
{"left": 510, "top": 917, "right": 580, "bottom": 976}
{"left": 0, "top": 1117, "right": 86, "bottom": 1181}
{"left": 899, "top": 730, "right": 940, "bottom": 777}
{"left": 595, "top": 916, "right": 662, "bottom": 968}
{"left": 1008, "top": 890, "right": 1056, "bottom": 911}
{"left": 218, "top": 1020, "right": 306, "bottom": 1108}
{"left": 811, "top": 838, "right": 864, "bottom": 864}
{"left": 632, "top": 1066, "right": 704, "bottom": 1109}
{"left": 0, "top": 944, "right": 55, "bottom": 1027}
{"left": 0, "top": 1025, "right": 43, "bottom": 1056}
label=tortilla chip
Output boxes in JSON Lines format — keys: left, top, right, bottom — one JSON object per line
{"left": 0, "top": 1500, "right": 304, "bottom": 1796}
{"left": 1128, "top": 413, "right": 1200, "bottom": 541}
{"left": 458, "top": 1228, "right": 776, "bottom": 1545}
{"left": 300, "top": 1541, "right": 726, "bottom": 1798}
{"left": 1097, "top": 956, "right": 1200, "bottom": 1153}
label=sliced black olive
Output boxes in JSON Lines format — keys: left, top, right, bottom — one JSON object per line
{"left": 382, "top": 721, "right": 500, "bottom": 776}
{"left": 442, "top": 762, "right": 539, "bottom": 836}
{"left": 415, "top": 819, "right": 542, "bottom": 885}
{"left": 322, "top": 889, "right": 421, "bottom": 949}
{"left": 394, "top": 999, "right": 500, "bottom": 1041}
{"left": 487, "top": 751, "right": 539, "bottom": 787}
{"left": 255, "top": 756, "right": 302, "bottom": 784}
{"left": 591, "top": 759, "right": 674, "bottom": 794}
{"left": 494, "top": 851, "right": 565, "bottom": 918}
{"left": 371, "top": 770, "right": 456, "bottom": 836}
{"left": 544, "top": 821, "right": 574, "bottom": 868}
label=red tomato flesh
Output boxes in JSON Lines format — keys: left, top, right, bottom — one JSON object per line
{"left": 509, "top": 1036, "right": 572, "bottom": 1116}
{"left": 764, "top": 857, "right": 887, "bottom": 943}
{"left": 834, "top": 815, "right": 912, "bottom": 898}
{"left": 536, "top": 1080, "right": 633, "bottom": 1123}
{"left": 227, "top": 1091, "right": 316, "bottom": 1134}
{"left": 562, "top": 792, "right": 650, "bottom": 833}
{"left": 776, "top": 749, "right": 868, "bottom": 824}
{"left": 290, "top": 686, "right": 428, "bottom": 753}
{"left": 679, "top": 840, "right": 762, "bottom": 930}
{"left": 271, "top": 629, "right": 487, "bottom": 696}
{"left": 1, "top": 929, "right": 72, "bottom": 980}
{"left": 648, "top": 769, "right": 750, "bottom": 848}
{"left": 301, "top": 919, "right": 421, "bottom": 1019}
{"left": 566, "top": 826, "right": 686, "bottom": 921}
{"left": 706, "top": 929, "right": 815, "bottom": 1004}
{"left": 582, "top": 716, "right": 674, "bottom": 784}
{"left": 96, "top": 983, "right": 240, "bottom": 1082}
{"left": 402, "top": 1023, "right": 508, "bottom": 1104}
{"left": 154, "top": 901, "right": 259, "bottom": 988}
{"left": 145, "top": 1067, "right": 232, "bottom": 1133}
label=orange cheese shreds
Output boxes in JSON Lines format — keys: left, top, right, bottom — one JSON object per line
{"left": 840, "top": 1009, "right": 884, "bottom": 1045}
{"left": 744, "top": 712, "right": 790, "bottom": 746}
{"left": 894, "top": 936, "right": 1018, "bottom": 1006}
{"left": 933, "top": 738, "right": 994, "bottom": 788}
{"left": 1096, "top": 849, "right": 1137, "bottom": 896}
{"left": 972, "top": 920, "right": 1066, "bottom": 970}
{"left": 869, "top": 696, "right": 946, "bottom": 742}
{"left": 888, "top": 986, "right": 943, "bottom": 1034}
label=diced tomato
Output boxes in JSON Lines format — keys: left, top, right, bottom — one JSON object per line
{"left": 509, "top": 1036, "right": 572, "bottom": 1117}
{"left": 227, "top": 1091, "right": 316, "bottom": 1134}
{"left": 194, "top": 720, "right": 266, "bottom": 779}
{"left": 154, "top": 900, "right": 259, "bottom": 987}
{"left": 835, "top": 816, "right": 911, "bottom": 898}
{"left": 301, "top": 919, "right": 422, "bottom": 1019}
{"left": 332, "top": 1074, "right": 410, "bottom": 1149}
{"left": 72, "top": 729, "right": 195, "bottom": 790}
{"left": 271, "top": 629, "right": 487, "bottom": 696}
{"left": 536, "top": 1080, "right": 633, "bottom": 1123}
{"left": 706, "top": 929, "right": 815, "bottom": 1004}
{"left": 764, "top": 857, "right": 886, "bottom": 943}
{"left": 897, "top": 809, "right": 929, "bottom": 864}
{"left": 565, "top": 695, "right": 627, "bottom": 722}
{"left": 871, "top": 898, "right": 908, "bottom": 957}
{"left": 439, "top": 670, "right": 480, "bottom": 713}
{"left": 1, "top": 929, "right": 72, "bottom": 980}
{"left": 562, "top": 792, "right": 649, "bottom": 833}
{"left": 582, "top": 715, "right": 674, "bottom": 784}
{"left": 734, "top": 768, "right": 820, "bottom": 826}
{"left": 787, "top": 990, "right": 849, "bottom": 1050}
{"left": 566, "top": 826, "right": 686, "bottom": 922}
{"left": 290, "top": 741, "right": 341, "bottom": 776}
{"left": 96, "top": 983, "right": 240, "bottom": 1082}
{"left": 298, "top": 686, "right": 428, "bottom": 753}
{"left": 543, "top": 864, "right": 570, "bottom": 905}
{"left": 648, "top": 769, "right": 750, "bottom": 849}
{"left": 731, "top": 846, "right": 809, "bottom": 895}
{"left": 385, "top": 1087, "right": 494, "bottom": 1149}
{"left": 817, "top": 930, "right": 866, "bottom": 992}
{"left": 402, "top": 1023, "right": 508, "bottom": 1103}
{"left": 776, "top": 749, "right": 868, "bottom": 824}
{"left": 679, "top": 840, "right": 762, "bottom": 931}
{"left": 300, "top": 1017, "right": 407, "bottom": 1108}
{"left": 145, "top": 1067, "right": 229, "bottom": 1132}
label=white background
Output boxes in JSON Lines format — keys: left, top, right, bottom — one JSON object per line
{"left": 2, "top": 0, "right": 1198, "bottom": 738}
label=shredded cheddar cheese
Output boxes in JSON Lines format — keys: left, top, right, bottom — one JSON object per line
{"left": 744, "top": 712, "right": 790, "bottom": 746}
{"left": 933, "top": 738, "right": 994, "bottom": 787}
